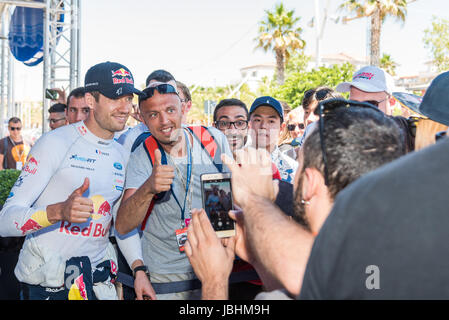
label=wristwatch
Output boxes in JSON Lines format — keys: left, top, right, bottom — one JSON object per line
{"left": 133, "top": 265, "right": 150, "bottom": 279}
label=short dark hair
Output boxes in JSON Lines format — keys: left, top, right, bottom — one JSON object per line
{"left": 48, "top": 103, "right": 67, "bottom": 113}
{"left": 67, "top": 87, "right": 85, "bottom": 106}
{"left": 145, "top": 69, "right": 175, "bottom": 87}
{"left": 8, "top": 117, "right": 21, "bottom": 125}
{"left": 176, "top": 81, "right": 191, "bottom": 102}
{"left": 213, "top": 98, "right": 248, "bottom": 122}
{"left": 302, "top": 86, "right": 341, "bottom": 112}
{"left": 302, "top": 107, "right": 404, "bottom": 200}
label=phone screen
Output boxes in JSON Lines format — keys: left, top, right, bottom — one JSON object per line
{"left": 202, "top": 177, "right": 235, "bottom": 237}
{"left": 45, "top": 89, "right": 59, "bottom": 100}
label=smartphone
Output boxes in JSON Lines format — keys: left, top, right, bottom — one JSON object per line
{"left": 200, "top": 172, "right": 235, "bottom": 238}
{"left": 45, "top": 88, "right": 59, "bottom": 100}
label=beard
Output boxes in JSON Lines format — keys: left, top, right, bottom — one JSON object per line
{"left": 292, "top": 171, "right": 312, "bottom": 232}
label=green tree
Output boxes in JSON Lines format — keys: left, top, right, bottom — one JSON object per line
{"left": 423, "top": 16, "right": 449, "bottom": 72}
{"left": 380, "top": 53, "right": 399, "bottom": 75}
{"left": 271, "top": 62, "right": 356, "bottom": 108}
{"left": 255, "top": 3, "right": 306, "bottom": 85}
{"left": 339, "top": 0, "right": 411, "bottom": 66}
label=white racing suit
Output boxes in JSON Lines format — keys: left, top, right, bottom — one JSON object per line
{"left": 0, "top": 121, "right": 130, "bottom": 299}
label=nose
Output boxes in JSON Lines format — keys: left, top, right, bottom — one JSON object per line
{"left": 75, "top": 111, "right": 85, "bottom": 122}
{"left": 117, "top": 97, "right": 132, "bottom": 114}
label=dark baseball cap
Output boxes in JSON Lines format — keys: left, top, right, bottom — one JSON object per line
{"left": 249, "top": 96, "right": 284, "bottom": 123}
{"left": 84, "top": 61, "right": 141, "bottom": 99}
{"left": 418, "top": 71, "right": 449, "bottom": 126}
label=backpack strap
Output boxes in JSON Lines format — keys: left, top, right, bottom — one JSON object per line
{"left": 185, "top": 126, "right": 223, "bottom": 172}
{"left": 131, "top": 131, "right": 151, "bottom": 153}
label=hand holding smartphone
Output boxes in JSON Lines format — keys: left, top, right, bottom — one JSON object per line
{"left": 200, "top": 172, "right": 235, "bottom": 238}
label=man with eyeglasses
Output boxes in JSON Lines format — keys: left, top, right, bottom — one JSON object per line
{"left": 115, "top": 80, "right": 232, "bottom": 300}
{"left": 249, "top": 96, "right": 298, "bottom": 184}
{"left": 336, "top": 65, "right": 414, "bottom": 152}
{"left": 212, "top": 98, "right": 249, "bottom": 158}
{"left": 48, "top": 103, "right": 68, "bottom": 130}
{"left": 184, "top": 101, "right": 404, "bottom": 300}
{"left": 0, "top": 117, "right": 30, "bottom": 170}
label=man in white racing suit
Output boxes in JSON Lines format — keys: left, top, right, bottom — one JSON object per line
{"left": 0, "top": 61, "right": 141, "bottom": 300}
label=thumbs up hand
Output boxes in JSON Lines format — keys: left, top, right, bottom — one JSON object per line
{"left": 61, "top": 177, "right": 94, "bottom": 223}
{"left": 146, "top": 149, "right": 175, "bottom": 195}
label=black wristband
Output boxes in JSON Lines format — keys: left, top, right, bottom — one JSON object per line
{"left": 133, "top": 265, "right": 149, "bottom": 279}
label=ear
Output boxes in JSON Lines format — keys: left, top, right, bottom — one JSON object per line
{"left": 389, "top": 96, "right": 396, "bottom": 107}
{"left": 302, "top": 167, "right": 325, "bottom": 201}
{"left": 281, "top": 122, "right": 286, "bottom": 131}
{"left": 84, "top": 92, "right": 95, "bottom": 108}
{"left": 184, "top": 101, "right": 192, "bottom": 114}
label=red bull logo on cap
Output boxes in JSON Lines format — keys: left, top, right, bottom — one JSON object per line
{"left": 111, "top": 68, "right": 131, "bottom": 77}
{"left": 111, "top": 68, "right": 134, "bottom": 85}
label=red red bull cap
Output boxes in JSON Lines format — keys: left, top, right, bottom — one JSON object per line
{"left": 84, "top": 61, "right": 141, "bottom": 99}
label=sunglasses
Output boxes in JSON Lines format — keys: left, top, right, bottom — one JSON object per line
{"left": 138, "top": 84, "right": 178, "bottom": 104}
{"left": 304, "top": 88, "right": 335, "bottom": 102}
{"left": 362, "top": 97, "right": 388, "bottom": 107}
{"left": 287, "top": 123, "right": 305, "bottom": 131}
{"left": 435, "top": 130, "right": 447, "bottom": 141}
{"left": 9, "top": 126, "right": 21, "bottom": 131}
{"left": 316, "top": 98, "right": 383, "bottom": 186}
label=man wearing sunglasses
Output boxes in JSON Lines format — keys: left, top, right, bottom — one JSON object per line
{"left": 48, "top": 103, "right": 68, "bottom": 130}
{"left": 0, "top": 117, "right": 30, "bottom": 170}
{"left": 0, "top": 61, "right": 140, "bottom": 300}
{"left": 115, "top": 81, "right": 233, "bottom": 300}
{"left": 337, "top": 65, "right": 414, "bottom": 152}
{"left": 117, "top": 69, "right": 177, "bottom": 151}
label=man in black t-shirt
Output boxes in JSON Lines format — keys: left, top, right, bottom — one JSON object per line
{"left": 300, "top": 138, "right": 449, "bottom": 299}
{"left": 300, "top": 70, "right": 449, "bottom": 300}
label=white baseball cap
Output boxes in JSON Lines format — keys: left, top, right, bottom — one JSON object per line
{"left": 336, "top": 66, "right": 394, "bottom": 95}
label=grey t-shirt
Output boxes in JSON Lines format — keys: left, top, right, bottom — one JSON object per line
{"left": 125, "top": 127, "right": 232, "bottom": 274}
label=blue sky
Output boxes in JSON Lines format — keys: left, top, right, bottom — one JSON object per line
{"left": 11, "top": 0, "right": 449, "bottom": 100}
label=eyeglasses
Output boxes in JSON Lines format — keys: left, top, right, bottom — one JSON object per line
{"left": 9, "top": 126, "right": 21, "bottom": 131}
{"left": 48, "top": 117, "right": 66, "bottom": 124}
{"left": 215, "top": 120, "right": 248, "bottom": 130}
{"left": 287, "top": 123, "right": 305, "bottom": 131}
{"left": 138, "top": 84, "right": 179, "bottom": 104}
{"left": 362, "top": 97, "right": 388, "bottom": 107}
{"left": 315, "top": 98, "right": 383, "bottom": 186}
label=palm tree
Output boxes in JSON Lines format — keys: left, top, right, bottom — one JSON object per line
{"left": 339, "top": 0, "right": 412, "bottom": 66}
{"left": 380, "top": 53, "right": 399, "bottom": 75}
{"left": 255, "top": 3, "right": 306, "bottom": 85}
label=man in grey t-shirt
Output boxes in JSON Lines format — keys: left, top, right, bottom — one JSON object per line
{"left": 115, "top": 82, "right": 232, "bottom": 300}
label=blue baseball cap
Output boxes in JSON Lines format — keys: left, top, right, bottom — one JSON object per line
{"left": 418, "top": 71, "right": 449, "bottom": 126}
{"left": 249, "top": 96, "right": 284, "bottom": 123}
{"left": 84, "top": 61, "right": 141, "bottom": 99}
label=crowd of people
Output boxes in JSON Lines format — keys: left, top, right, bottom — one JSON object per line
{"left": 0, "top": 59, "right": 448, "bottom": 300}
